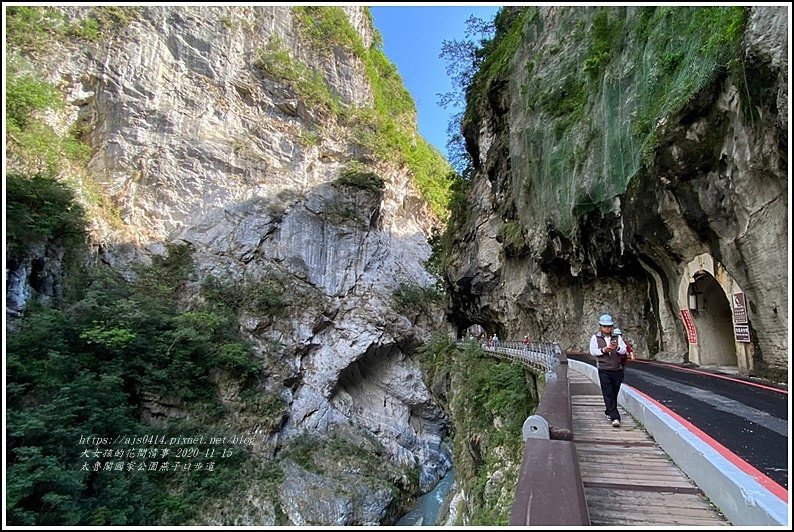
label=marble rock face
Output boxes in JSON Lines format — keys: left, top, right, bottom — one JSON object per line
{"left": 8, "top": 6, "right": 451, "bottom": 525}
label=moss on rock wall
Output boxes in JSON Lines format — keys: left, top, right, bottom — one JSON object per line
{"left": 466, "top": 6, "right": 747, "bottom": 238}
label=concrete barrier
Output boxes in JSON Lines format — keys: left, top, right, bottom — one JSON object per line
{"left": 509, "top": 439, "right": 590, "bottom": 526}
{"left": 534, "top": 364, "right": 574, "bottom": 441}
{"left": 568, "top": 358, "right": 788, "bottom": 526}
{"left": 510, "top": 351, "right": 589, "bottom": 525}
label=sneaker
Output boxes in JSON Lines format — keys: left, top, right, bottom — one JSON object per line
{"left": 612, "top": 419, "right": 621, "bottom": 428}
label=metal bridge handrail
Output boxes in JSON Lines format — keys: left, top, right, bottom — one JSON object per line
{"left": 481, "top": 341, "right": 561, "bottom": 374}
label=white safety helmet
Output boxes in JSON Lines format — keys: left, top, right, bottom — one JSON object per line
{"left": 598, "top": 314, "right": 614, "bottom": 326}
{"left": 612, "top": 328, "right": 622, "bottom": 335}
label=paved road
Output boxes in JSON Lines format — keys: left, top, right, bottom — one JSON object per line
{"left": 568, "top": 354, "right": 789, "bottom": 490}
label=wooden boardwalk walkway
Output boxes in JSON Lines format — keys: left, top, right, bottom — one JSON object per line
{"left": 569, "top": 368, "right": 731, "bottom": 526}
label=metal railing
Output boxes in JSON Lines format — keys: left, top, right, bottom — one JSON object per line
{"left": 465, "top": 339, "right": 590, "bottom": 526}
{"left": 481, "top": 341, "right": 561, "bottom": 374}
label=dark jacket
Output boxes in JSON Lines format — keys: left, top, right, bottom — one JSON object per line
{"left": 590, "top": 333, "right": 627, "bottom": 371}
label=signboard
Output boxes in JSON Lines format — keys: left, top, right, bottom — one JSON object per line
{"left": 734, "top": 325, "right": 751, "bottom": 343}
{"left": 732, "top": 293, "right": 748, "bottom": 324}
{"left": 680, "top": 309, "right": 698, "bottom": 344}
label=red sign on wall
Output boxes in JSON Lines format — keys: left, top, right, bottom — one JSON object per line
{"left": 680, "top": 309, "right": 698, "bottom": 344}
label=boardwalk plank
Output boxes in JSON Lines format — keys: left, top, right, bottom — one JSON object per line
{"left": 585, "top": 492, "right": 722, "bottom": 514}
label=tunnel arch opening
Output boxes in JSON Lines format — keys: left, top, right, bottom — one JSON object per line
{"left": 687, "top": 271, "right": 735, "bottom": 366}
{"left": 677, "top": 253, "right": 754, "bottom": 373}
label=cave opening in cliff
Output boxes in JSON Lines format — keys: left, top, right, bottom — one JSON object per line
{"left": 688, "top": 271, "right": 736, "bottom": 367}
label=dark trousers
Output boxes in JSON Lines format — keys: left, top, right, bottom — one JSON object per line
{"left": 598, "top": 368, "right": 625, "bottom": 421}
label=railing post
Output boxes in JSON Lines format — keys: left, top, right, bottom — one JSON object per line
{"left": 522, "top": 415, "right": 550, "bottom": 440}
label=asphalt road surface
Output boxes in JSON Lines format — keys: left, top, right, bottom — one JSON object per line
{"left": 568, "top": 354, "right": 789, "bottom": 490}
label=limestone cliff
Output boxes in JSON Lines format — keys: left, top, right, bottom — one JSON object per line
{"left": 446, "top": 6, "right": 787, "bottom": 379}
{"left": 6, "top": 6, "right": 450, "bottom": 525}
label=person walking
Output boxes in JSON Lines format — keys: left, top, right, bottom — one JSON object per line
{"left": 589, "top": 314, "right": 628, "bottom": 427}
{"left": 522, "top": 335, "right": 530, "bottom": 349}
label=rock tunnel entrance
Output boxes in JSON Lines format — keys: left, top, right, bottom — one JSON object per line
{"left": 687, "top": 271, "right": 736, "bottom": 367}
{"left": 678, "top": 253, "right": 754, "bottom": 373}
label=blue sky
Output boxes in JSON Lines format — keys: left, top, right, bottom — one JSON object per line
{"left": 370, "top": 5, "right": 502, "bottom": 160}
